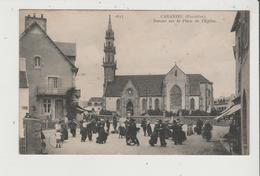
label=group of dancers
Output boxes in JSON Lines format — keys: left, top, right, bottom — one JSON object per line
{"left": 53, "top": 112, "right": 213, "bottom": 148}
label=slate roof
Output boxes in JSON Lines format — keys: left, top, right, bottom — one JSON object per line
{"left": 105, "top": 75, "right": 165, "bottom": 97}
{"left": 105, "top": 73, "right": 211, "bottom": 97}
{"left": 19, "top": 22, "right": 78, "bottom": 70}
{"left": 55, "top": 42, "right": 76, "bottom": 57}
{"left": 19, "top": 71, "right": 28, "bottom": 88}
{"left": 187, "top": 74, "right": 211, "bottom": 96}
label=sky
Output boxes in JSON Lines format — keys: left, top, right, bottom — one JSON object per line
{"left": 19, "top": 10, "right": 237, "bottom": 101}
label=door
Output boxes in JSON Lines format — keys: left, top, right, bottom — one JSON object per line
{"left": 55, "top": 100, "right": 64, "bottom": 120}
{"left": 126, "top": 101, "right": 134, "bottom": 116}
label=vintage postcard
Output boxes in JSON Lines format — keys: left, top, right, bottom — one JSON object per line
{"left": 18, "top": 9, "right": 252, "bottom": 155}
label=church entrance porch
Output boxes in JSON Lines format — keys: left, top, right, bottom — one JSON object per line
{"left": 126, "top": 101, "right": 134, "bottom": 116}
{"left": 170, "top": 85, "right": 182, "bottom": 111}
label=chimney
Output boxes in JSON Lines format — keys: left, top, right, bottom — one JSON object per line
{"left": 25, "top": 13, "right": 47, "bottom": 32}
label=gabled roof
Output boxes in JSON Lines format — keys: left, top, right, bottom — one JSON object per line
{"left": 19, "top": 22, "right": 78, "bottom": 70}
{"left": 187, "top": 74, "right": 211, "bottom": 96}
{"left": 19, "top": 71, "right": 28, "bottom": 88}
{"left": 55, "top": 41, "right": 76, "bottom": 57}
{"left": 105, "top": 75, "right": 165, "bottom": 97}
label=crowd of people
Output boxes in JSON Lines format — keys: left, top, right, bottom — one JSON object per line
{"left": 51, "top": 112, "right": 214, "bottom": 149}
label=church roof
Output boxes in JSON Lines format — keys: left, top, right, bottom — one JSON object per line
{"left": 187, "top": 74, "right": 211, "bottom": 96}
{"left": 55, "top": 41, "right": 76, "bottom": 57}
{"left": 105, "top": 73, "right": 211, "bottom": 97}
{"left": 105, "top": 75, "right": 165, "bottom": 97}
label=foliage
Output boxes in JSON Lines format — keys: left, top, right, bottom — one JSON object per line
{"left": 65, "top": 88, "right": 77, "bottom": 120}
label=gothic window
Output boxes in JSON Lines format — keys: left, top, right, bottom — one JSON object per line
{"left": 142, "top": 98, "right": 147, "bottom": 111}
{"left": 190, "top": 98, "right": 195, "bottom": 110}
{"left": 170, "top": 85, "right": 182, "bottom": 110}
{"left": 116, "top": 99, "right": 121, "bottom": 112}
{"left": 34, "top": 56, "right": 41, "bottom": 68}
{"left": 154, "top": 98, "right": 160, "bottom": 110}
{"left": 175, "top": 70, "right": 178, "bottom": 77}
{"left": 149, "top": 98, "right": 152, "bottom": 110}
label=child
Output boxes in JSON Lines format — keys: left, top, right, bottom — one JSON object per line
{"left": 118, "top": 124, "right": 126, "bottom": 138}
{"left": 55, "top": 130, "right": 62, "bottom": 148}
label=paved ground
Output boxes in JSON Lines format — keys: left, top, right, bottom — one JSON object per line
{"left": 43, "top": 124, "right": 230, "bottom": 155}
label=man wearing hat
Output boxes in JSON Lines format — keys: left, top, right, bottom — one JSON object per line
{"left": 149, "top": 120, "right": 159, "bottom": 146}
{"left": 158, "top": 119, "right": 167, "bottom": 147}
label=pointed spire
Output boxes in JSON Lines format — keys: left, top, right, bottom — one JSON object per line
{"left": 108, "top": 14, "right": 112, "bottom": 30}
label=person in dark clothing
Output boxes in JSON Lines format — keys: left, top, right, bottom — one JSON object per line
{"left": 141, "top": 118, "right": 147, "bottom": 136}
{"left": 69, "top": 120, "right": 77, "bottom": 137}
{"left": 118, "top": 124, "right": 126, "bottom": 138}
{"left": 81, "top": 120, "right": 88, "bottom": 142}
{"left": 195, "top": 119, "right": 203, "bottom": 135}
{"left": 125, "top": 118, "right": 131, "bottom": 145}
{"left": 202, "top": 120, "right": 213, "bottom": 142}
{"left": 106, "top": 119, "right": 111, "bottom": 133}
{"left": 61, "top": 123, "right": 68, "bottom": 141}
{"left": 147, "top": 121, "right": 152, "bottom": 137}
{"left": 149, "top": 120, "right": 159, "bottom": 146}
{"left": 96, "top": 120, "right": 108, "bottom": 144}
{"left": 127, "top": 119, "right": 140, "bottom": 146}
{"left": 87, "top": 120, "right": 94, "bottom": 141}
{"left": 112, "top": 115, "right": 118, "bottom": 133}
{"left": 158, "top": 120, "right": 167, "bottom": 147}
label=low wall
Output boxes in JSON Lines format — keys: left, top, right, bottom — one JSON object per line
{"left": 96, "top": 115, "right": 230, "bottom": 126}
{"left": 23, "top": 118, "right": 43, "bottom": 154}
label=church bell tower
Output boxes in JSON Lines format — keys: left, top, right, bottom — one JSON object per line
{"left": 103, "top": 15, "right": 117, "bottom": 92}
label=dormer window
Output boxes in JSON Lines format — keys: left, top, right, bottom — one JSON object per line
{"left": 34, "top": 56, "right": 41, "bottom": 68}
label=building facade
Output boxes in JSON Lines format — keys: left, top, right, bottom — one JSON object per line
{"left": 102, "top": 16, "right": 214, "bottom": 116}
{"left": 19, "top": 14, "right": 80, "bottom": 121}
{"left": 231, "top": 11, "right": 250, "bottom": 155}
{"left": 214, "top": 95, "right": 235, "bottom": 112}
{"left": 86, "top": 97, "right": 105, "bottom": 113}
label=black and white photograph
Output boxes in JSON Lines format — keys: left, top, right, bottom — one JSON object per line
{"left": 18, "top": 10, "right": 251, "bottom": 155}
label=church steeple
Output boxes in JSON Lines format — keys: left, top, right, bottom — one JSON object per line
{"left": 103, "top": 15, "right": 117, "bottom": 93}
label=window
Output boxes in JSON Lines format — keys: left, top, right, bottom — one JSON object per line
{"left": 94, "top": 102, "right": 98, "bottom": 106}
{"left": 149, "top": 98, "right": 152, "bottom": 110}
{"left": 238, "top": 71, "right": 241, "bottom": 93}
{"left": 175, "top": 70, "right": 178, "bottom": 77}
{"left": 116, "top": 99, "right": 121, "bottom": 111}
{"left": 142, "top": 98, "right": 147, "bottom": 111}
{"left": 87, "top": 102, "right": 92, "bottom": 106}
{"left": 43, "top": 99, "right": 51, "bottom": 113}
{"left": 190, "top": 98, "right": 195, "bottom": 110}
{"left": 154, "top": 99, "right": 160, "bottom": 110}
{"left": 34, "top": 56, "right": 41, "bottom": 68}
{"left": 48, "top": 77, "right": 58, "bottom": 89}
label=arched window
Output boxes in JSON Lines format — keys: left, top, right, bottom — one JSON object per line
{"left": 154, "top": 98, "right": 160, "bottom": 110}
{"left": 34, "top": 56, "right": 41, "bottom": 67}
{"left": 190, "top": 98, "right": 195, "bottom": 110}
{"left": 170, "top": 85, "right": 182, "bottom": 110}
{"left": 149, "top": 98, "right": 152, "bottom": 110}
{"left": 142, "top": 98, "right": 147, "bottom": 111}
{"left": 116, "top": 99, "right": 121, "bottom": 112}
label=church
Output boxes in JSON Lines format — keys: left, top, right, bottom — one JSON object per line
{"left": 102, "top": 16, "right": 214, "bottom": 116}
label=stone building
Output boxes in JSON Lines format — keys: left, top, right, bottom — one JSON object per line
{"left": 102, "top": 16, "right": 214, "bottom": 116}
{"left": 231, "top": 11, "right": 250, "bottom": 154}
{"left": 19, "top": 14, "right": 80, "bottom": 121}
